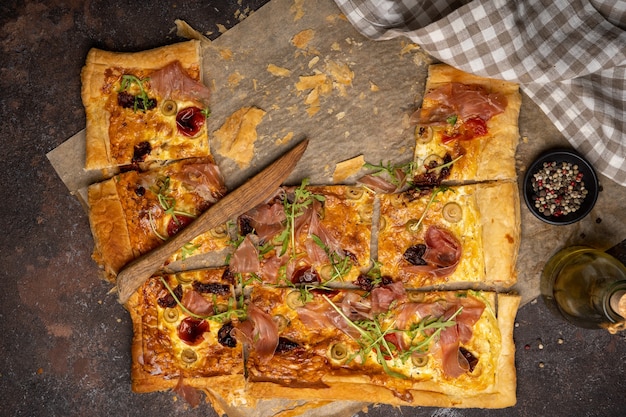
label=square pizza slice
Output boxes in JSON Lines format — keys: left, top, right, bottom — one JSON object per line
{"left": 227, "top": 183, "right": 374, "bottom": 286}
{"left": 81, "top": 40, "right": 211, "bottom": 171}
{"left": 127, "top": 268, "right": 246, "bottom": 396}
{"left": 87, "top": 156, "right": 227, "bottom": 282}
{"left": 411, "top": 64, "right": 521, "bottom": 185}
{"left": 377, "top": 182, "right": 520, "bottom": 288}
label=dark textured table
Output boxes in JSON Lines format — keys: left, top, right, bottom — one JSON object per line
{"left": 2, "top": 1, "right": 625, "bottom": 416}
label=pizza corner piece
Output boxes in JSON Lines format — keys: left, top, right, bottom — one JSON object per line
{"left": 410, "top": 63, "right": 522, "bottom": 185}
{"left": 80, "top": 39, "right": 212, "bottom": 172}
{"left": 86, "top": 156, "right": 227, "bottom": 283}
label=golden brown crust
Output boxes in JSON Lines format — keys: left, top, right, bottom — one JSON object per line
{"left": 414, "top": 63, "right": 521, "bottom": 183}
{"left": 87, "top": 178, "right": 134, "bottom": 281}
{"left": 475, "top": 182, "right": 521, "bottom": 287}
{"left": 81, "top": 40, "right": 206, "bottom": 170}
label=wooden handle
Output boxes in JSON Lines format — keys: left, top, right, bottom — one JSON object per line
{"left": 116, "top": 139, "right": 308, "bottom": 304}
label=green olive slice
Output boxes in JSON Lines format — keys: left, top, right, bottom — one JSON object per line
{"left": 285, "top": 290, "right": 306, "bottom": 309}
{"left": 163, "top": 307, "right": 179, "bottom": 323}
{"left": 210, "top": 223, "right": 229, "bottom": 239}
{"left": 442, "top": 202, "right": 463, "bottom": 223}
{"left": 346, "top": 186, "right": 364, "bottom": 200}
{"left": 273, "top": 314, "right": 290, "bottom": 332}
{"left": 378, "top": 216, "right": 387, "bottom": 232}
{"left": 161, "top": 99, "right": 178, "bottom": 116}
{"left": 181, "top": 348, "right": 198, "bottom": 364}
{"left": 175, "top": 273, "right": 192, "bottom": 284}
{"left": 405, "top": 219, "right": 422, "bottom": 233}
{"left": 415, "top": 125, "right": 434, "bottom": 144}
{"left": 358, "top": 205, "right": 372, "bottom": 223}
{"left": 411, "top": 354, "right": 429, "bottom": 367}
{"left": 406, "top": 291, "right": 424, "bottom": 302}
{"left": 423, "top": 154, "right": 444, "bottom": 171}
{"left": 329, "top": 342, "right": 348, "bottom": 362}
{"left": 319, "top": 264, "right": 334, "bottom": 281}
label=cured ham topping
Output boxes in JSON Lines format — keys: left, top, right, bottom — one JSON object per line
{"left": 173, "top": 375, "right": 202, "bottom": 408}
{"left": 371, "top": 281, "right": 406, "bottom": 315}
{"left": 172, "top": 163, "right": 226, "bottom": 203}
{"left": 412, "top": 83, "right": 507, "bottom": 126}
{"left": 239, "top": 201, "right": 286, "bottom": 241}
{"left": 181, "top": 290, "right": 213, "bottom": 316}
{"left": 149, "top": 61, "right": 211, "bottom": 105}
{"left": 229, "top": 235, "right": 261, "bottom": 274}
{"left": 402, "top": 226, "right": 462, "bottom": 277}
{"left": 239, "top": 304, "right": 279, "bottom": 363}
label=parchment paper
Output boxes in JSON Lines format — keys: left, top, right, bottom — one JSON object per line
{"left": 46, "top": 0, "right": 626, "bottom": 414}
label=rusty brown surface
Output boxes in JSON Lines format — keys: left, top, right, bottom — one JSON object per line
{"left": 1, "top": 1, "right": 625, "bottom": 416}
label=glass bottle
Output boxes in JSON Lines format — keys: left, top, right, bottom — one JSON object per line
{"left": 541, "top": 246, "right": 626, "bottom": 333}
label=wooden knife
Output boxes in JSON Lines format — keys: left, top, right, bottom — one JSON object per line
{"left": 116, "top": 138, "right": 309, "bottom": 304}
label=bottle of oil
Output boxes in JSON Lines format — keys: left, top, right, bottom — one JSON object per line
{"left": 541, "top": 246, "right": 626, "bottom": 333}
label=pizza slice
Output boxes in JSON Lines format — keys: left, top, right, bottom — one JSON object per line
{"left": 410, "top": 64, "right": 521, "bottom": 185}
{"left": 245, "top": 285, "right": 519, "bottom": 408}
{"left": 226, "top": 183, "right": 374, "bottom": 286}
{"left": 127, "top": 268, "right": 246, "bottom": 397}
{"left": 81, "top": 40, "right": 211, "bottom": 171}
{"left": 87, "top": 157, "right": 227, "bottom": 281}
{"left": 377, "top": 182, "right": 520, "bottom": 288}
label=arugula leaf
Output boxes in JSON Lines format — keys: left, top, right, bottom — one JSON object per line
{"left": 118, "top": 74, "right": 154, "bottom": 112}
{"left": 363, "top": 160, "right": 416, "bottom": 188}
{"left": 322, "top": 294, "right": 464, "bottom": 379}
{"left": 275, "top": 179, "right": 325, "bottom": 258}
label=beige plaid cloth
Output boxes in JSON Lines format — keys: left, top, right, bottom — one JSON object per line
{"left": 334, "top": 0, "right": 626, "bottom": 186}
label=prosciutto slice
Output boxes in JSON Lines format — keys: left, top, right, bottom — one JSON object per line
{"left": 411, "top": 83, "right": 507, "bottom": 126}
{"left": 150, "top": 61, "right": 211, "bottom": 105}
{"left": 171, "top": 162, "right": 226, "bottom": 203}
{"left": 237, "top": 304, "right": 279, "bottom": 364}
{"left": 370, "top": 281, "right": 407, "bottom": 315}
{"left": 403, "top": 226, "right": 462, "bottom": 277}
{"left": 229, "top": 235, "right": 260, "bottom": 274}
{"left": 181, "top": 290, "right": 213, "bottom": 316}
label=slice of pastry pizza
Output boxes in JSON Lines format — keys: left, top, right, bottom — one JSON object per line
{"left": 127, "top": 268, "right": 246, "bottom": 397}
{"left": 81, "top": 40, "right": 211, "bottom": 171}
{"left": 245, "top": 285, "right": 519, "bottom": 408}
{"left": 410, "top": 64, "right": 521, "bottom": 185}
{"left": 377, "top": 182, "right": 520, "bottom": 288}
{"left": 87, "top": 157, "right": 227, "bottom": 282}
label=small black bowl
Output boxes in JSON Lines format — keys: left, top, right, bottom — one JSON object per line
{"left": 523, "top": 149, "right": 599, "bottom": 225}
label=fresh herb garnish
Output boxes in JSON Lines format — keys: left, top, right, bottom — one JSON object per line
{"left": 363, "top": 160, "right": 416, "bottom": 188}
{"left": 310, "top": 234, "right": 352, "bottom": 282}
{"left": 410, "top": 186, "right": 452, "bottom": 233}
{"left": 118, "top": 74, "right": 154, "bottom": 112}
{"left": 274, "top": 179, "right": 325, "bottom": 258}
{"left": 323, "top": 294, "right": 463, "bottom": 378}
{"left": 446, "top": 115, "right": 458, "bottom": 125}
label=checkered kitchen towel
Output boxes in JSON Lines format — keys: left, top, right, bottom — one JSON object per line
{"left": 334, "top": 0, "right": 626, "bottom": 186}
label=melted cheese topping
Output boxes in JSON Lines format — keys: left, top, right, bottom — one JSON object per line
{"left": 378, "top": 185, "right": 485, "bottom": 287}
